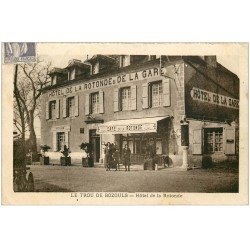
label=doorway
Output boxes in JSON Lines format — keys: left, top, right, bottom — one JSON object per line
{"left": 89, "top": 129, "right": 100, "bottom": 163}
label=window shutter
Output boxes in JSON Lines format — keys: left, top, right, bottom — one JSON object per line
{"left": 85, "top": 93, "right": 90, "bottom": 115}
{"left": 224, "top": 127, "right": 235, "bottom": 155}
{"left": 46, "top": 102, "right": 49, "bottom": 119}
{"left": 65, "top": 132, "right": 69, "bottom": 148}
{"left": 52, "top": 132, "right": 57, "bottom": 151}
{"left": 99, "top": 91, "right": 104, "bottom": 114}
{"left": 62, "top": 97, "right": 67, "bottom": 118}
{"left": 162, "top": 78, "right": 171, "bottom": 106}
{"left": 142, "top": 83, "right": 149, "bottom": 109}
{"left": 130, "top": 85, "right": 137, "bottom": 110}
{"left": 56, "top": 99, "right": 60, "bottom": 119}
{"left": 114, "top": 88, "right": 119, "bottom": 112}
{"left": 193, "top": 129, "right": 202, "bottom": 154}
{"left": 74, "top": 95, "right": 79, "bottom": 116}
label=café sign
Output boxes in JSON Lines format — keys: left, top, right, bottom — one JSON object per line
{"left": 190, "top": 87, "right": 239, "bottom": 109}
{"left": 48, "top": 67, "right": 165, "bottom": 98}
{"left": 97, "top": 123, "right": 157, "bottom": 134}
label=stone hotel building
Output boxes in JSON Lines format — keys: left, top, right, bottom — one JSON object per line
{"left": 40, "top": 55, "right": 239, "bottom": 168}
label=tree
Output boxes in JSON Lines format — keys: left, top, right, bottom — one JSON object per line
{"left": 13, "top": 59, "right": 51, "bottom": 155}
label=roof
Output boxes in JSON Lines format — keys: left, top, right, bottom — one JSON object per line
{"left": 85, "top": 54, "right": 117, "bottom": 64}
{"left": 66, "top": 59, "right": 91, "bottom": 69}
{"left": 48, "top": 67, "right": 67, "bottom": 75}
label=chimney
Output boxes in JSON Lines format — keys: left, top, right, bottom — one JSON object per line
{"left": 204, "top": 56, "right": 217, "bottom": 68}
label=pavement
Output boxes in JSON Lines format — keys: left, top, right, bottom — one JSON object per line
{"left": 29, "top": 163, "right": 239, "bottom": 193}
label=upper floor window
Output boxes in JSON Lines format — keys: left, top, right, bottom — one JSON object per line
{"left": 150, "top": 81, "right": 163, "bottom": 107}
{"left": 49, "top": 100, "right": 56, "bottom": 119}
{"left": 148, "top": 55, "right": 156, "bottom": 60}
{"left": 120, "top": 55, "right": 130, "bottom": 67}
{"left": 93, "top": 62, "right": 99, "bottom": 74}
{"left": 91, "top": 92, "right": 99, "bottom": 114}
{"left": 121, "top": 87, "right": 131, "bottom": 111}
{"left": 67, "top": 97, "right": 75, "bottom": 117}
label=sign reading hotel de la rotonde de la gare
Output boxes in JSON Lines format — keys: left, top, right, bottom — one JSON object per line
{"left": 48, "top": 67, "right": 164, "bottom": 97}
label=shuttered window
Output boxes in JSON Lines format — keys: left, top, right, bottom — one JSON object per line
{"left": 151, "top": 81, "right": 163, "bottom": 107}
{"left": 204, "top": 128, "right": 223, "bottom": 153}
{"left": 91, "top": 92, "right": 99, "bottom": 114}
{"left": 121, "top": 87, "right": 131, "bottom": 111}
{"left": 49, "top": 100, "right": 56, "bottom": 119}
{"left": 67, "top": 97, "right": 75, "bottom": 117}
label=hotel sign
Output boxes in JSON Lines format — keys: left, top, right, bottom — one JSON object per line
{"left": 48, "top": 67, "right": 165, "bottom": 98}
{"left": 190, "top": 87, "right": 239, "bottom": 109}
{"left": 97, "top": 123, "right": 157, "bottom": 134}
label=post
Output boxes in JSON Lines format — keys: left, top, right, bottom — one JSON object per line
{"left": 180, "top": 116, "right": 189, "bottom": 170}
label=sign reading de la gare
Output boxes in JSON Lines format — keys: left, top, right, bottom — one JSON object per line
{"left": 48, "top": 67, "right": 164, "bottom": 97}
{"left": 190, "top": 87, "right": 239, "bottom": 109}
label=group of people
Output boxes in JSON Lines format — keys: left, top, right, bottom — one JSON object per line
{"left": 104, "top": 143, "right": 131, "bottom": 171}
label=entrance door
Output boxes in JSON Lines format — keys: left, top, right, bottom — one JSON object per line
{"left": 89, "top": 129, "right": 100, "bottom": 163}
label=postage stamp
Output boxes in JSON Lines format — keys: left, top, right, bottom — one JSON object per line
{"left": 3, "top": 42, "right": 36, "bottom": 64}
{"left": 1, "top": 43, "right": 248, "bottom": 205}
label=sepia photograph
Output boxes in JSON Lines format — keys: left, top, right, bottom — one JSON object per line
{"left": 2, "top": 43, "right": 248, "bottom": 204}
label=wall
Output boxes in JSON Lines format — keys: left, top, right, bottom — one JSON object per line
{"left": 40, "top": 60, "right": 186, "bottom": 165}
{"left": 184, "top": 60, "right": 239, "bottom": 122}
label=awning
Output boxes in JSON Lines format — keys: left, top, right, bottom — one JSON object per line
{"left": 96, "top": 116, "right": 169, "bottom": 134}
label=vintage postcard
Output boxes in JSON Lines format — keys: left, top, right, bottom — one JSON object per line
{"left": 1, "top": 43, "right": 248, "bottom": 205}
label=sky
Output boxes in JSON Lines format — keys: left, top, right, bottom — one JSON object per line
{"left": 34, "top": 43, "right": 240, "bottom": 138}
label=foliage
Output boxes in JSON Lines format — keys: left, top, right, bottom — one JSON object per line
{"left": 79, "top": 142, "right": 93, "bottom": 154}
{"left": 61, "top": 145, "right": 71, "bottom": 157}
{"left": 13, "top": 58, "right": 52, "bottom": 154}
{"left": 40, "top": 145, "right": 51, "bottom": 153}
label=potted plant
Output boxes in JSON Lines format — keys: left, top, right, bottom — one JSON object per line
{"left": 60, "top": 145, "right": 71, "bottom": 166}
{"left": 40, "top": 145, "right": 51, "bottom": 165}
{"left": 79, "top": 142, "right": 94, "bottom": 167}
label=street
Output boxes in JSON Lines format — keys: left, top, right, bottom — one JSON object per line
{"left": 29, "top": 165, "right": 239, "bottom": 193}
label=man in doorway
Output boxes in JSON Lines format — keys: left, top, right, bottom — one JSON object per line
{"left": 122, "top": 144, "right": 131, "bottom": 171}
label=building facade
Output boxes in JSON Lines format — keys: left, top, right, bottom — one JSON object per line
{"left": 40, "top": 55, "right": 239, "bottom": 167}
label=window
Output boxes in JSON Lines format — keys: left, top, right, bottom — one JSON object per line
{"left": 67, "top": 97, "right": 75, "bottom": 117}
{"left": 93, "top": 62, "right": 99, "bottom": 74}
{"left": 150, "top": 81, "right": 163, "bottom": 107}
{"left": 149, "top": 55, "right": 156, "bottom": 60}
{"left": 120, "top": 55, "right": 130, "bottom": 67}
{"left": 49, "top": 100, "right": 56, "bottom": 119}
{"left": 91, "top": 92, "right": 99, "bottom": 114}
{"left": 204, "top": 128, "right": 223, "bottom": 153}
{"left": 121, "top": 87, "right": 131, "bottom": 111}
{"left": 57, "top": 132, "right": 65, "bottom": 151}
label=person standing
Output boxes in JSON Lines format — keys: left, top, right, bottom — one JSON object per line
{"left": 122, "top": 144, "right": 131, "bottom": 171}
{"left": 104, "top": 142, "right": 110, "bottom": 170}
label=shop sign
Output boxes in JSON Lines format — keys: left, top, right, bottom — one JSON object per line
{"left": 97, "top": 123, "right": 157, "bottom": 134}
{"left": 190, "top": 87, "right": 239, "bottom": 109}
{"left": 48, "top": 67, "right": 166, "bottom": 97}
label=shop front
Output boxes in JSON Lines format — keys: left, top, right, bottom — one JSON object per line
{"left": 97, "top": 116, "right": 170, "bottom": 166}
